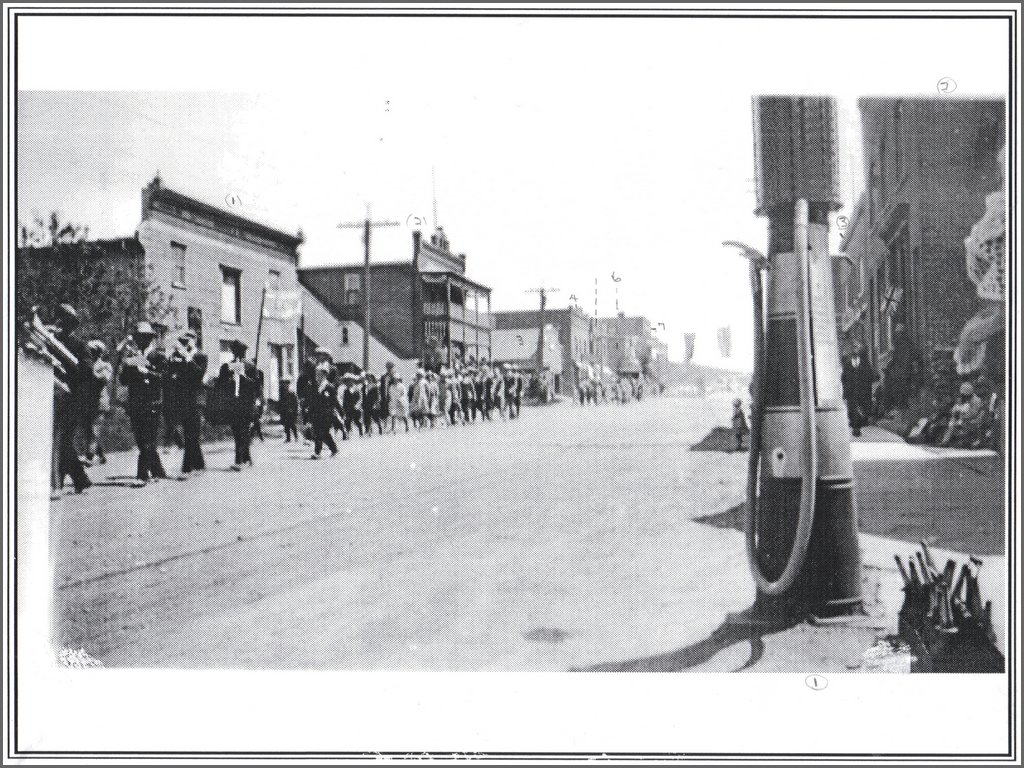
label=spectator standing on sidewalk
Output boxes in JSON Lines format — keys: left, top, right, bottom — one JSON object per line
{"left": 841, "top": 341, "right": 877, "bottom": 438}
{"left": 84, "top": 339, "right": 112, "bottom": 466}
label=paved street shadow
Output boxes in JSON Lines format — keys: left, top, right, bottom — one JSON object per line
{"left": 572, "top": 606, "right": 799, "bottom": 672}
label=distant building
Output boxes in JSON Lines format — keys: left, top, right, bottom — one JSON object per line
{"left": 492, "top": 306, "right": 591, "bottom": 395}
{"left": 491, "top": 326, "right": 563, "bottom": 379}
{"left": 299, "top": 227, "right": 492, "bottom": 374}
{"left": 592, "top": 312, "right": 668, "bottom": 383}
{"left": 835, "top": 97, "right": 1004, "bottom": 405}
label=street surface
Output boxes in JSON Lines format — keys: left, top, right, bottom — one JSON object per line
{"left": 52, "top": 394, "right": 1005, "bottom": 671}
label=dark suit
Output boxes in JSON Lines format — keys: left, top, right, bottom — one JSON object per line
{"left": 218, "top": 359, "right": 260, "bottom": 465}
{"left": 362, "top": 383, "right": 380, "bottom": 435}
{"left": 279, "top": 388, "right": 299, "bottom": 442}
{"left": 841, "top": 355, "right": 877, "bottom": 435}
{"left": 120, "top": 349, "right": 168, "bottom": 481}
{"left": 53, "top": 330, "right": 92, "bottom": 492}
{"left": 308, "top": 380, "right": 340, "bottom": 455}
{"left": 169, "top": 351, "right": 207, "bottom": 473}
{"left": 461, "top": 380, "right": 475, "bottom": 423}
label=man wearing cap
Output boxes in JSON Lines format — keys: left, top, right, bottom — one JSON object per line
{"left": 119, "top": 321, "right": 168, "bottom": 482}
{"left": 168, "top": 330, "right": 208, "bottom": 475}
{"left": 217, "top": 339, "right": 261, "bottom": 470}
{"left": 53, "top": 304, "right": 93, "bottom": 492}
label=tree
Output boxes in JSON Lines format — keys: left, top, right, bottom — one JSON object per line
{"left": 16, "top": 213, "right": 171, "bottom": 346}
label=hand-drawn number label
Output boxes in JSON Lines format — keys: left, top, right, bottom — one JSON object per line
{"left": 225, "top": 192, "right": 243, "bottom": 210}
{"left": 805, "top": 674, "right": 828, "bottom": 691}
{"left": 937, "top": 77, "right": 957, "bottom": 95}
{"left": 407, "top": 214, "right": 428, "bottom": 228}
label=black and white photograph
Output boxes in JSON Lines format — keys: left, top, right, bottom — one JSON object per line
{"left": 4, "top": 3, "right": 1019, "bottom": 762}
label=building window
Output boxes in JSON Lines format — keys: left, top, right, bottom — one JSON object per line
{"left": 171, "top": 242, "right": 186, "bottom": 288}
{"left": 341, "top": 326, "right": 349, "bottom": 346}
{"left": 268, "top": 269, "right": 281, "bottom": 292}
{"left": 221, "top": 266, "right": 242, "bottom": 324}
{"left": 344, "top": 273, "right": 362, "bottom": 305}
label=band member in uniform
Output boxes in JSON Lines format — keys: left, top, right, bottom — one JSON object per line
{"left": 119, "top": 321, "right": 167, "bottom": 482}
{"left": 169, "top": 330, "right": 207, "bottom": 475}
{"left": 309, "top": 362, "right": 340, "bottom": 458}
{"left": 279, "top": 378, "right": 299, "bottom": 442}
{"left": 53, "top": 304, "right": 93, "bottom": 493}
{"left": 218, "top": 339, "right": 260, "bottom": 470}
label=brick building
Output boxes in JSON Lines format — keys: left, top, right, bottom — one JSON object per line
{"left": 491, "top": 326, "right": 563, "bottom": 379}
{"left": 834, "top": 97, "right": 1004, "bottom": 406}
{"left": 592, "top": 312, "right": 669, "bottom": 384}
{"left": 299, "top": 227, "right": 492, "bottom": 374}
{"left": 492, "top": 306, "right": 591, "bottom": 395}
{"left": 137, "top": 176, "right": 304, "bottom": 401}
{"left": 17, "top": 177, "right": 305, "bottom": 403}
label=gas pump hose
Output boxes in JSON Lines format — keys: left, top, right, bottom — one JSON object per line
{"left": 744, "top": 199, "right": 819, "bottom": 597}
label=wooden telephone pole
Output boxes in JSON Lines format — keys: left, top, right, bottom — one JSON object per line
{"left": 338, "top": 205, "right": 400, "bottom": 371}
{"left": 524, "top": 286, "right": 559, "bottom": 377}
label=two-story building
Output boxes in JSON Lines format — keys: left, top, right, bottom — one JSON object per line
{"left": 492, "top": 305, "right": 592, "bottom": 395}
{"left": 299, "top": 227, "right": 492, "bottom": 375}
{"left": 833, "top": 98, "right": 1004, "bottom": 407}
{"left": 137, "top": 176, "right": 304, "bottom": 401}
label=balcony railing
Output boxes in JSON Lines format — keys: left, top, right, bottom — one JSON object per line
{"left": 422, "top": 302, "right": 494, "bottom": 328}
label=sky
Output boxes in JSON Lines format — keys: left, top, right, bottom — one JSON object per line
{"left": 15, "top": 15, "right": 1009, "bottom": 370}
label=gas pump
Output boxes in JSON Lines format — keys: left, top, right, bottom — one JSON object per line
{"left": 740, "top": 97, "right": 863, "bottom": 618}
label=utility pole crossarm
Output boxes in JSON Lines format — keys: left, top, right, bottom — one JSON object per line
{"left": 336, "top": 212, "right": 403, "bottom": 371}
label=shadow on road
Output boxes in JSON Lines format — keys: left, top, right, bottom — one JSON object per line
{"left": 572, "top": 606, "right": 800, "bottom": 672}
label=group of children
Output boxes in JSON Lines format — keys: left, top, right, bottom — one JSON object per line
{"left": 280, "top": 356, "right": 528, "bottom": 458}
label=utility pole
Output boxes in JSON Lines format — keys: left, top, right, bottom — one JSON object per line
{"left": 525, "top": 286, "right": 559, "bottom": 387}
{"left": 338, "top": 205, "right": 400, "bottom": 371}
